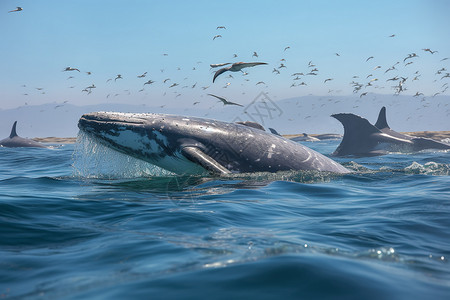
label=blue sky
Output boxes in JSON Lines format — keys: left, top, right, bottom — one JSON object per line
{"left": 1, "top": 0, "right": 449, "bottom": 114}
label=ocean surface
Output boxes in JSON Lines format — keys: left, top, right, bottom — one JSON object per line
{"left": 1, "top": 137, "right": 449, "bottom": 299}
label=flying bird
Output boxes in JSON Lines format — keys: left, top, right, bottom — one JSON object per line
{"left": 63, "top": 67, "right": 80, "bottom": 72}
{"left": 207, "top": 94, "right": 243, "bottom": 107}
{"left": 216, "top": 26, "right": 226, "bottom": 29}
{"left": 213, "top": 35, "right": 222, "bottom": 40}
{"left": 284, "top": 46, "right": 290, "bottom": 51}
{"left": 403, "top": 53, "right": 418, "bottom": 62}
{"left": 8, "top": 7, "right": 22, "bottom": 13}
{"left": 423, "top": 48, "right": 438, "bottom": 54}
{"left": 212, "top": 62, "right": 268, "bottom": 83}
{"left": 366, "top": 56, "right": 374, "bottom": 62}
{"left": 210, "top": 63, "right": 231, "bottom": 68}
{"left": 115, "top": 74, "right": 122, "bottom": 81}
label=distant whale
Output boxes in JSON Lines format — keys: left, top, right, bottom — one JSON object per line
{"left": 291, "top": 133, "right": 320, "bottom": 142}
{"left": 314, "top": 133, "right": 342, "bottom": 140}
{"left": 332, "top": 107, "right": 450, "bottom": 157}
{"left": 0, "top": 121, "right": 47, "bottom": 148}
{"left": 78, "top": 112, "right": 350, "bottom": 175}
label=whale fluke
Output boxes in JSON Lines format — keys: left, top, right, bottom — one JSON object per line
{"left": 331, "top": 113, "right": 382, "bottom": 156}
{"left": 332, "top": 107, "right": 450, "bottom": 156}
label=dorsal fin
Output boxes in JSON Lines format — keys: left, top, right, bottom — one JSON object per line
{"left": 268, "top": 128, "right": 281, "bottom": 136}
{"left": 331, "top": 113, "right": 381, "bottom": 156}
{"left": 374, "top": 106, "right": 390, "bottom": 129}
{"left": 9, "top": 121, "right": 18, "bottom": 138}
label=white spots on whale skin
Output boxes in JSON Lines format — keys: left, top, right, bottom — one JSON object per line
{"left": 267, "top": 144, "right": 276, "bottom": 159}
{"left": 312, "top": 153, "right": 323, "bottom": 167}
{"left": 300, "top": 151, "right": 312, "bottom": 163}
{"left": 202, "top": 126, "right": 222, "bottom": 134}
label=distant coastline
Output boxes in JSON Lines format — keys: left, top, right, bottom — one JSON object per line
{"left": 34, "top": 131, "right": 450, "bottom": 144}
{"left": 284, "top": 131, "right": 450, "bottom": 140}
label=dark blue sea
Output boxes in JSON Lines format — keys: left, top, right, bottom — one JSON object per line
{"left": 1, "top": 136, "right": 449, "bottom": 299}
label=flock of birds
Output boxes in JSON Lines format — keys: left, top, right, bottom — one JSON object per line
{"left": 8, "top": 6, "right": 450, "bottom": 116}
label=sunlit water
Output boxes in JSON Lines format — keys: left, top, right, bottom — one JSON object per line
{"left": 0, "top": 137, "right": 449, "bottom": 299}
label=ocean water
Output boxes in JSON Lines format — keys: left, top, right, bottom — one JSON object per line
{"left": 1, "top": 137, "right": 449, "bottom": 299}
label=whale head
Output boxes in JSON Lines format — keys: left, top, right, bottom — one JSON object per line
{"left": 78, "top": 112, "right": 231, "bottom": 175}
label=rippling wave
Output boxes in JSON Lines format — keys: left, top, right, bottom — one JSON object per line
{"left": 0, "top": 140, "right": 449, "bottom": 299}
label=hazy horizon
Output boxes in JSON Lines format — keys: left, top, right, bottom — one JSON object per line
{"left": 0, "top": 93, "right": 448, "bottom": 138}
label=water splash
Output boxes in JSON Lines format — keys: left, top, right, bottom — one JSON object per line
{"left": 72, "top": 131, "right": 174, "bottom": 179}
{"left": 404, "top": 161, "right": 450, "bottom": 176}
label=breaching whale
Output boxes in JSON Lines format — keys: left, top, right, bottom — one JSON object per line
{"left": 78, "top": 112, "right": 350, "bottom": 175}
{"left": 0, "top": 121, "right": 47, "bottom": 148}
{"left": 332, "top": 107, "right": 450, "bottom": 157}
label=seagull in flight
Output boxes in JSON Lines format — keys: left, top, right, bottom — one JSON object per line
{"left": 63, "top": 67, "right": 80, "bottom": 72}
{"left": 213, "top": 35, "right": 222, "bottom": 40}
{"left": 207, "top": 94, "right": 243, "bottom": 107}
{"left": 216, "top": 26, "right": 226, "bottom": 29}
{"left": 210, "top": 63, "right": 231, "bottom": 68}
{"left": 403, "top": 53, "right": 418, "bottom": 62}
{"left": 422, "top": 48, "right": 438, "bottom": 54}
{"left": 9, "top": 7, "right": 22, "bottom": 13}
{"left": 212, "top": 62, "right": 267, "bottom": 82}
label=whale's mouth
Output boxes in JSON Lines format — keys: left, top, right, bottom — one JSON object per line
{"left": 78, "top": 112, "right": 148, "bottom": 132}
{"left": 77, "top": 112, "right": 155, "bottom": 140}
